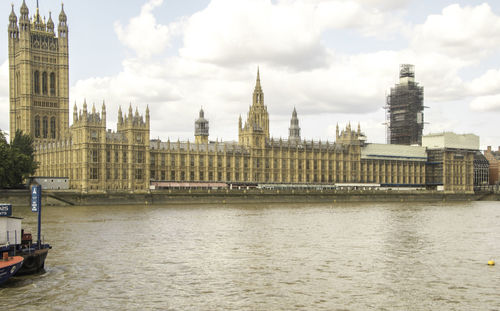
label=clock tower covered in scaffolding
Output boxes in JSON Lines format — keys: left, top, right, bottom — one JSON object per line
{"left": 386, "top": 64, "right": 424, "bottom": 145}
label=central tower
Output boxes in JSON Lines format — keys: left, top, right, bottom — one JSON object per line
{"left": 238, "top": 68, "right": 270, "bottom": 148}
{"left": 8, "top": 1, "right": 69, "bottom": 142}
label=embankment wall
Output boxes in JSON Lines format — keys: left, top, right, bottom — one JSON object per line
{"left": 2, "top": 189, "right": 499, "bottom": 207}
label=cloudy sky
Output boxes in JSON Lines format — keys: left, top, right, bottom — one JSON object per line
{"left": 1, "top": 0, "right": 500, "bottom": 148}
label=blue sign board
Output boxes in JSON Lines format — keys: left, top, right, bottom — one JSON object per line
{"left": 0, "top": 204, "right": 12, "bottom": 217}
{"left": 31, "top": 185, "right": 42, "bottom": 213}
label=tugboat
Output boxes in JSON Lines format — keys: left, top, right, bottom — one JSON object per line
{"left": 0, "top": 252, "right": 24, "bottom": 285}
{"left": 1, "top": 186, "right": 51, "bottom": 276}
{"left": 14, "top": 231, "right": 51, "bottom": 275}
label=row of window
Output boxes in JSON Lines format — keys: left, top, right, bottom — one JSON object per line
{"left": 90, "top": 168, "right": 143, "bottom": 180}
{"left": 34, "top": 115, "right": 56, "bottom": 139}
{"left": 33, "top": 71, "right": 56, "bottom": 96}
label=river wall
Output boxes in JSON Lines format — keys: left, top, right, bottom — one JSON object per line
{"left": 1, "top": 189, "right": 499, "bottom": 207}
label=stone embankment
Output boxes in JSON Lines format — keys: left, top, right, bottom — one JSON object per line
{"left": 1, "top": 189, "right": 499, "bottom": 207}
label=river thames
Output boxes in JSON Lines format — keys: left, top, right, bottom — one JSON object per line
{"left": 1, "top": 201, "right": 499, "bottom": 310}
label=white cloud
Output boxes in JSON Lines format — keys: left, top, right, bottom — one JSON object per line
{"left": 114, "top": 0, "right": 176, "bottom": 58}
{"left": 180, "top": 0, "right": 327, "bottom": 69}
{"left": 180, "top": 0, "right": 406, "bottom": 69}
{"left": 466, "top": 69, "right": 500, "bottom": 97}
{"left": 470, "top": 94, "right": 500, "bottom": 112}
{"left": 412, "top": 3, "right": 500, "bottom": 60}
{"left": 70, "top": 0, "right": 500, "bottom": 145}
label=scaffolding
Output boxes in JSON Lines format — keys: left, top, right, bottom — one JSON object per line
{"left": 385, "top": 64, "right": 424, "bottom": 145}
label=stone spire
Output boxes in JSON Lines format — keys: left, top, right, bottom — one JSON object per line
{"left": 73, "top": 102, "right": 78, "bottom": 122}
{"left": 288, "top": 107, "right": 301, "bottom": 144}
{"left": 253, "top": 67, "right": 264, "bottom": 106}
{"left": 58, "top": 3, "right": 68, "bottom": 38}
{"left": 20, "top": 0, "right": 29, "bottom": 20}
{"left": 9, "top": 4, "right": 18, "bottom": 35}
{"left": 118, "top": 106, "right": 123, "bottom": 124}
{"left": 19, "top": 0, "right": 30, "bottom": 32}
{"left": 101, "top": 101, "right": 106, "bottom": 121}
{"left": 9, "top": 4, "right": 17, "bottom": 24}
{"left": 47, "top": 11, "right": 54, "bottom": 33}
{"left": 59, "top": 3, "right": 67, "bottom": 23}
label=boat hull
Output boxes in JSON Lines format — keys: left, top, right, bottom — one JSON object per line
{"left": 16, "top": 248, "right": 49, "bottom": 276}
{"left": 0, "top": 256, "right": 24, "bottom": 285}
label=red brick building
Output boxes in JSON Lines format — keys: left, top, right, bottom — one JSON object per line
{"left": 484, "top": 146, "right": 500, "bottom": 185}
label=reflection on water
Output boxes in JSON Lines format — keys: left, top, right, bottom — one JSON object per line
{"left": 1, "top": 202, "right": 500, "bottom": 310}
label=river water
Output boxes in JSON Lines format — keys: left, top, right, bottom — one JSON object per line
{"left": 1, "top": 201, "right": 499, "bottom": 310}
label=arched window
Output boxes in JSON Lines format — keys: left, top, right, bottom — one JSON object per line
{"left": 34, "top": 71, "right": 40, "bottom": 94}
{"left": 50, "top": 73, "right": 56, "bottom": 96}
{"left": 50, "top": 117, "right": 56, "bottom": 139}
{"left": 42, "top": 72, "right": 48, "bottom": 95}
{"left": 34, "top": 115, "right": 41, "bottom": 138}
{"left": 42, "top": 116, "right": 48, "bottom": 138}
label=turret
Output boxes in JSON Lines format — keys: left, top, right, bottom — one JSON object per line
{"left": 146, "top": 105, "right": 150, "bottom": 125}
{"left": 288, "top": 107, "right": 301, "bottom": 144}
{"left": 195, "top": 108, "right": 209, "bottom": 144}
{"left": 82, "top": 99, "right": 88, "bottom": 120}
{"left": 19, "top": 0, "right": 30, "bottom": 32}
{"left": 73, "top": 102, "right": 78, "bottom": 123}
{"left": 58, "top": 3, "right": 68, "bottom": 39}
{"left": 101, "top": 101, "right": 106, "bottom": 123}
{"left": 118, "top": 106, "right": 123, "bottom": 124}
{"left": 9, "top": 5, "right": 19, "bottom": 38}
{"left": 47, "top": 12, "right": 54, "bottom": 33}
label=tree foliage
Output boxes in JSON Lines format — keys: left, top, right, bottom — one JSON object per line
{"left": 0, "top": 130, "right": 38, "bottom": 188}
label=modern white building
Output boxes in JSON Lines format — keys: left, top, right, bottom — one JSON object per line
{"left": 422, "top": 132, "right": 479, "bottom": 150}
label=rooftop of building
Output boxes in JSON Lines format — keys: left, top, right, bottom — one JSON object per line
{"left": 361, "top": 143, "right": 427, "bottom": 161}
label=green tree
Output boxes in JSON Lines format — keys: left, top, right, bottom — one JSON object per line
{"left": 0, "top": 130, "right": 38, "bottom": 188}
{"left": 0, "top": 131, "right": 11, "bottom": 188}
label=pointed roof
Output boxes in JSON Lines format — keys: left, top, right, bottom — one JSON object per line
{"left": 59, "top": 3, "right": 67, "bottom": 23}
{"left": 47, "top": 12, "right": 54, "bottom": 29}
{"left": 10, "top": 4, "right": 17, "bottom": 21}
{"left": 20, "top": 0, "right": 29, "bottom": 17}
{"left": 254, "top": 67, "right": 262, "bottom": 93}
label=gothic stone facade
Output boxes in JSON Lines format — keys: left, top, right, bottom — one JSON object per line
{"left": 8, "top": 2, "right": 473, "bottom": 193}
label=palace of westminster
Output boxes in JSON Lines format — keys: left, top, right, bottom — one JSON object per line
{"left": 7, "top": 2, "right": 486, "bottom": 193}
